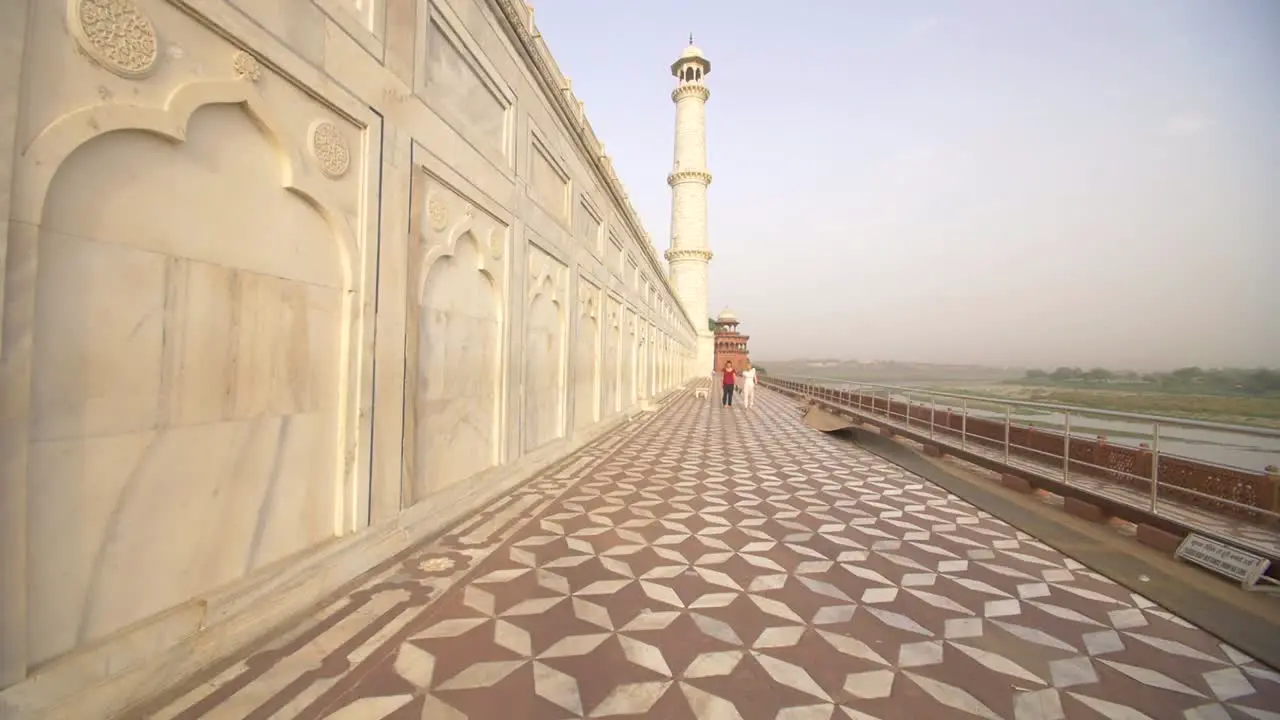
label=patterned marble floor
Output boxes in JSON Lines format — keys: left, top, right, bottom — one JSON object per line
{"left": 150, "top": 388, "right": 1280, "bottom": 720}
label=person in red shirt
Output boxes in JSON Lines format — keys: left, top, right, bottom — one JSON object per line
{"left": 721, "top": 361, "right": 736, "bottom": 407}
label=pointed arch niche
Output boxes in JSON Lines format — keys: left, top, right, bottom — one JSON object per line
{"left": 623, "top": 308, "right": 638, "bottom": 407}
{"left": 574, "top": 279, "right": 601, "bottom": 430}
{"left": 600, "top": 295, "right": 622, "bottom": 418}
{"left": 9, "top": 79, "right": 368, "bottom": 666}
{"left": 523, "top": 243, "right": 567, "bottom": 452}
{"left": 406, "top": 174, "right": 508, "bottom": 503}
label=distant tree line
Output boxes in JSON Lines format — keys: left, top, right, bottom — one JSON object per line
{"left": 1021, "top": 366, "right": 1280, "bottom": 396}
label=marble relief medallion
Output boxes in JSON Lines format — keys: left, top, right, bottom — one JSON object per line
{"left": 232, "top": 51, "right": 263, "bottom": 82}
{"left": 309, "top": 120, "right": 351, "bottom": 179}
{"left": 70, "top": 0, "right": 160, "bottom": 78}
{"left": 426, "top": 195, "right": 449, "bottom": 232}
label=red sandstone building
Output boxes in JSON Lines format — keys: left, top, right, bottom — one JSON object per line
{"left": 712, "top": 309, "right": 751, "bottom": 372}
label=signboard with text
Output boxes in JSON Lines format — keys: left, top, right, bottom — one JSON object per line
{"left": 1175, "top": 533, "right": 1271, "bottom": 589}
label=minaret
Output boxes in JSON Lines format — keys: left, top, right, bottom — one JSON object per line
{"left": 664, "top": 36, "right": 716, "bottom": 374}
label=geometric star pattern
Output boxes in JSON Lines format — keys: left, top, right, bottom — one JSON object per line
{"left": 150, "top": 387, "right": 1280, "bottom": 720}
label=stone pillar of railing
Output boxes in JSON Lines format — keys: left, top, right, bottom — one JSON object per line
{"left": 1137, "top": 442, "right": 1152, "bottom": 493}
{"left": 1268, "top": 465, "right": 1280, "bottom": 520}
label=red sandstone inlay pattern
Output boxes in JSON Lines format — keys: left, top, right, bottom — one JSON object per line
{"left": 152, "top": 388, "right": 1280, "bottom": 720}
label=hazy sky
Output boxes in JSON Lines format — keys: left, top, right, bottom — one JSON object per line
{"left": 532, "top": 0, "right": 1279, "bottom": 370}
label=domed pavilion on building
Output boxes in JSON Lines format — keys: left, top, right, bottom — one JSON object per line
{"left": 712, "top": 308, "right": 751, "bottom": 372}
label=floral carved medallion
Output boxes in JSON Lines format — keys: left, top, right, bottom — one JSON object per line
{"left": 69, "top": 0, "right": 160, "bottom": 79}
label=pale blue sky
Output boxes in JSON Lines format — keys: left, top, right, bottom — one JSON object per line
{"left": 532, "top": 0, "right": 1279, "bottom": 370}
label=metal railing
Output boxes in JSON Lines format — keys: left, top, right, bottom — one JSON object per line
{"left": 762, "top": 374, "right": 1280, "bottom": 542}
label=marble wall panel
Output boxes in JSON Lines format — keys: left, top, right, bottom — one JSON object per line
{"left": 421, "top": 2, "right": 513, "bottom": 168}
{"left": 522, "top": 242, "right": 567, "bottom": 452}
{"left": 405, "top": 173, "right": 507, "bottom": 502}
{"left": 574, "top": 198, "right": 599, "bottom": 254}
{"left": 605, "top": 229, "right": 623, "bottom": 275}
{"left": 573, "top": 280, "right": 600, "bottom": 429}
{"left": 528, "top": 132, "right": 569, "bottom": 222}
{"left": 627, "top": 256, "right": 639, "bottom": 293}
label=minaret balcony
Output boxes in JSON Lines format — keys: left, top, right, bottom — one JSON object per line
{"left": 671, "top": 84, "right": 711, "bottom": 102}
{"left": 667, "top": 169, "right": 713, "bottom": 187}
{"left": 665, "top": 248, "right": 713, "bottom": 262}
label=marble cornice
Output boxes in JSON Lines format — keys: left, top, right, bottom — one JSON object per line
{"left": 488, "top": 0, "right": 697, "bottom": 339}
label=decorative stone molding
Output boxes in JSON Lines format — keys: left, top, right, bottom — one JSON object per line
{"left": 664, "top": 248, "right": 713, "bottom": 263}
{"left": 426, "top": 194, "right": 449, "bottom": 232}
{"left": 671, "top": 84, "right": 711, "bottom": 103}
{"left": 69, "top": 0, "right": 159, "bottom": 79}
{"left": 232, "top": 51, "right": 262, "bottom": 82}
{"left": 490, "top": 0, "right": 695, "bottom": 332}
{"left": 667, "top": 169, "right": 712, "bottom": 187}
{"left": 309, "top": 121, "right": 351, "bottom": 179}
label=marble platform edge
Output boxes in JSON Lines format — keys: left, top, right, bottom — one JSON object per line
{"left": 0, "top": 396, "right": 665, "bottom": 720}
{"left": 843, "top": 423, "right": 1280, "bottom": 671}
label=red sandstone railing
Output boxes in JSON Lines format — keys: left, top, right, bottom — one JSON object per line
{"left": 762, "top": 376, "right": 1280, "bottom": 530}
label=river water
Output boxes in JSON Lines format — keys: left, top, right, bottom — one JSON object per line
{"left": 822, "top": 383, "right": 1280, "bottom": 473}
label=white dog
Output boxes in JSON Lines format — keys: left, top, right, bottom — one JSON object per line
{"left": 693, "top": 387, "right": 709, "bottom": 399}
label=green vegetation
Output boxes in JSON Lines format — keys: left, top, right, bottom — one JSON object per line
{"left": 1019, "top": 366, "right": 1280, "bottom": 397}
{"left": 1018, "top": 388, "right": 1280, "bottom": 428}
{"left": 948, "top": 366, "right": 1280, "bottom": 428}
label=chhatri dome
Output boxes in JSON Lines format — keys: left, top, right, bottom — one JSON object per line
{"left": 681, "top": 44, "right": 706, "bottom": 61}
{"left": 673, "top": 35, "right": 711, "bottom": 73}
{"left": 717, "top": 308, "right": 738, "bottom": 325}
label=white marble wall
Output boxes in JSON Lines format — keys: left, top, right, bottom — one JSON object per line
{"left": 0, "top": 0, "right": 698, "bottom": 714}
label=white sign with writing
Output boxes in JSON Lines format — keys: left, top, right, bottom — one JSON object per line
{"left": 1175, "top": 533, "right": 1271, "bottom": 589}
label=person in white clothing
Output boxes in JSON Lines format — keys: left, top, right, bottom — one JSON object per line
{"left": 741, "top": 366, "right": 758, "bottom": 409}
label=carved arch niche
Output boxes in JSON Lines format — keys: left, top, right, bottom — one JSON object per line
{"left": 7, "top": 3, "right": 373, "bottom": 665}
{"left": 573, "top": 279, "right": 601, "bottom": 429}
{"left": 407, "top": 174, "right": 508, "bottom": 503}
{"left": 523, "top": 244, "right": 567, "bottom": 452}
{"left": 636, "top": 322, "right": 649, "bottom": 401}
{"left": 623, "top": 308, "right": 638, "bottom": 406}
{"left": 600, "top": 295, "right": 622, "bottom": 418}
{"left": 662, "top": 335, "right": 670, "bottom": 390}
{"left": 648, "top": 323, "right": 659, "bottom": 397}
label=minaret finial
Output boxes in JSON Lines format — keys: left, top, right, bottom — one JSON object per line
{"left": 689, "top": 33, "right": 694, "bottom": 45}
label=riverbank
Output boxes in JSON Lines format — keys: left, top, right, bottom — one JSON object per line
{"left": 922, "top": 382, "right": 1280, "bottom": 430}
